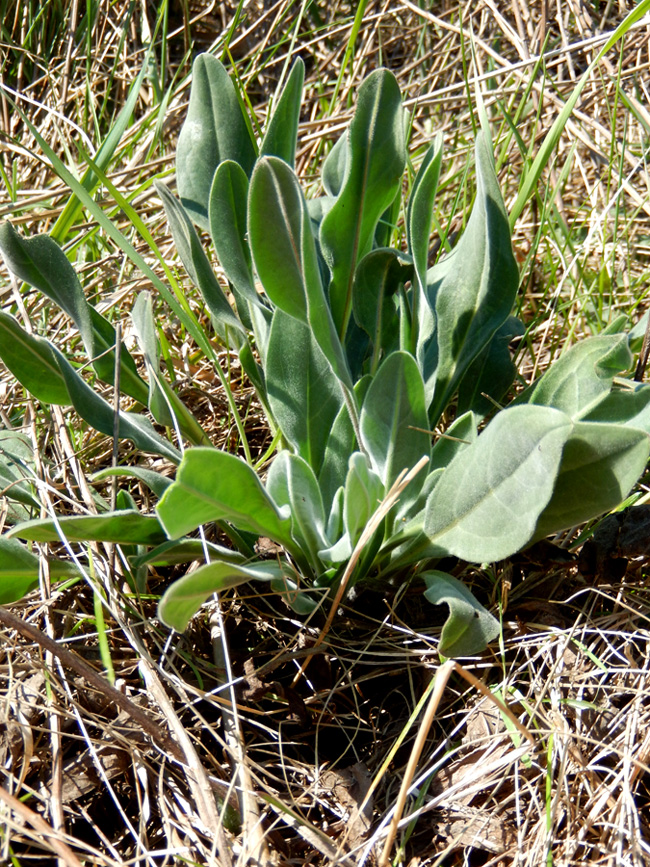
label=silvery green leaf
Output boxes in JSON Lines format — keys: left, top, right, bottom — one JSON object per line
{"left": 176, "top": 54, "right": 256, "bottom": 229}
{"left": 320, "top": 70, "right": 405, "bottom": 338}
{"left": 523, "top": 332, "right": 633, "bottom": 419}
{"left": 423, "top": 571, "right": 500, "bottom": 657}
{"left": 424, "top": 131, "right": 518, "bottom": 422}
{"left": 425, "top": 405, "right": 572, "bottom": 562}
{"left": 157, "top": 448, "right": 294, "bottom": 548}
{"left": 532, "top": 421, "right": 650, "bottom": 541}
{"left": 360, "top": 351, "right": 430, "bottom": 492}
{"left": 266, "top": 451, "right": 329, "bottom": 567}
{"left": 159, "top": 559, "right": 291, "bottom": 632}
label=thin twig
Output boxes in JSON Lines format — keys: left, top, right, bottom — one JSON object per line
{"left": 0, "top": 785, "right": 86, "bottom": 867}
{"left": 109, "top": 321, "right": 122, "bottom": 581}
{"left": 0, "top": 606, "right": 184, "bottom": 763}
{"left": 211, "top": 605, "right": 269, "bottom": 867}
{"left": 378, "top": 660, "right": 536, "bottom": 866}
{"left": 293, "top": 455, "right": 430, "bottom": 685}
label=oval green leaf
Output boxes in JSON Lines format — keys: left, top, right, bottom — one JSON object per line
{"left": 532, "top": 421, "right": 650, "bottom": 541}
{"left": 425, "top": 405, "right": 572, "bottom": 562}
{"left": 159, "top": 559, "right": 291, "bottom": 632}
{"left": 156, "top": 447, "right": 293, "bottom": 547}
{"left": 320, "top": 69, "right": 405, "bottom": 337}
{"left": 360, "top": 351, "right": 430, "bottom": 490}
{"left": 8, "top": 510, "right": 168, "bottom": 545}
{"left": 176, "top": 54, "right": 256, "bottom": 229}
{"left": 266, "top": 310, "right": 344, "bottom": 475}
{"left": 260, "top": 58, "right": 305, "bottom": 166}
{"left": 0, "top": 537, "right": 78, "bottom": 603}
{"left": 423, "top": 571, "right": 500, "bottom": 657}
{"left": 425, "top": 131, "right": 519, "bottom": 423}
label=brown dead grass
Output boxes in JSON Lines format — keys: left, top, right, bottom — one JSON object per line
{"left": 1, "top": 1, "right": 650, "bottom": 865}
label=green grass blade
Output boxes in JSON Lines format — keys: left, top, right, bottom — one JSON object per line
{"left": 49, "top": 47, "right": 153, "bottom": 245}
{"left": 5, "top": 96, "right": 252, "bottom": 461}
{"left": 509, "top": 0, "right": 650, "bottom": 228}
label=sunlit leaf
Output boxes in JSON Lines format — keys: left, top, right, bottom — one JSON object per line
{"left": 423, "top": 571, "right": 500, "bottom": 657}
{"left": 176, "top": 54, "right": 256, "bottom": 229}
{"left": 425, "top": 406, "right": 572, "bottom": 562}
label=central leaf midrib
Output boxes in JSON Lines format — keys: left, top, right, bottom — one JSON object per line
{"left": 428, "top": 425, "right": 568, "bottom": 542}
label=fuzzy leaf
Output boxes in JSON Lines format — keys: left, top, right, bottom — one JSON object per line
{"left": 532, "top": 421, "right": 650, "bottom": 541}
{"left": 320, "top": 69, "right": 406, "bottom": 337}
{"left": 0, "top": 536, "right": 79, "bottom": 603}
{"left": 156, "top": 448, "right": 294, "bottom": 547}
{"left": 425, "top": 132, "right": 519, "bottom": 422}
{"left": 91, "top": 466, "right": 173, "bottom": 500}
{"left": 343, "top": 452, "right": 384, "bottom": 547}
{"left": 582, "top": 385, "right": 650, "bottom": 431}
{"left": 159, "top": 559, "right": 290, "bottom": 632}
{"left": 318, "top": 376, "right": 372, "bottom": 511}
{"left": 8, "top": 510, "right": 168, "bottom": 545}
{"left": 266, "top": 451, "right": 329, "bottom": 567}
{"left": 360, "top": 351, "right": 430, "bottom": 490}
{"left": 156, "top": 181, "right": 245, "bottom": 340}
{"left": 430, "top": 411, "right": 478, "bottom": 472}
{"left": 322, "top": 133, "right": 349, "bottom": 198}
{"left": 266, "top": 310, "right": 344, "bottom": 474}
{"left": 0, "top": 432, "right": 40, "bottom": 509}
{"left": 208, "top": 161, "right": 259, "bottom": 328}
{"left": 423, "top": 571, "right": 500, "bottom": 657}
{"left": 260, "top": 58, "right": 304, "bottom": 165}
{"left": 132, "top": 539, "right": 246, "bottom": 568}
{"left": 407, "top": 137, "right": 443, "bottom": 361}
{"left": 352, "top": 249, "right": 412, "bottom": 369}
{"left": 407, "top": 135, "right": 443, "bottom": 289}
{"left": 0, "top": 311, "right": 70, "bottom": 404}
{"left": 249, "top": 156, "right": 351, "bottom": 386}
{"left": 0, "top": 319, "right": 179, "bottom": 463}
{"left": 53, "top": 346, "right": 181, "bottom": 464}
{"left": 176, "top": 54, "right": 256, "bottom": 229}
{"left": 456, "top": 316, "right": 525, "bottom": 417}
{"left": 425, "top": 405, "right": 572, "bottom": 562}
{"left": 131, "top": 291, "right": 211, "bottom": 446}
{"left": 131, "top": 292, "right": 174, "bottom": 426}
{"left": 523, "top": 333, "right": 633, "bottom": 418}
{"left": 0, "top": 221, "right": 148, "bottom": 404}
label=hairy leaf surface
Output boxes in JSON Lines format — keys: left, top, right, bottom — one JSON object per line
{"left": 266, "top": 310, "right": 344, "bottom": 474}
{"left": 425, "top": 406, "right": 572, "bottom": 561}
{"left": 425, "top": 132, "right": 519, "bottom": 422}
{"left": 0, "top": 311, "right": 70, "bottom": 405}
{"left": 0, "top": 222, "right": 148, "bottom": 403}
{"left": 8, "top": 510, "right": 167, "bottom": 545}
{"left": 423, "top": 571, "right": 500, "bottom": 657}
{"left": 360, "top": 351, "right": 430, "bottom": 490}
{"left": 249, "top": 156, "right": 351, "bottom": 385}
{"left": 320, "top": 70, "right": 405, "bottom": 337}
{"left": 0, "top": 537, "right": 79, "bottom": 603}
{"left": 157, "top": 448, "right": 294, "bottom": 547}
{"left": 266, "top": 451, "right": 329, "bottom": 567}
{"left": 176, "top": 54, "right": 256, "bottom": 229}
{"left": 156, "top": 181, "right": 245, "bottom": 340}
{"left": 159, "top": 560, "right": 290, "bottom": 632}
{"left": 532, "top": 421, "right": 650, "bottom": 540}
{"left": 260, "top": 58, "right": 304, "bottom": 165}
{"left": 524, "top": 333, "right": 633, "bottom": 418}
{"left": 208, "top": 161, "right": 259, "bottom": 329}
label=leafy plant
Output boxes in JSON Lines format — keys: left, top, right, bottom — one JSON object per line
{"left": 1, "top": 55, "right": 649, "bottom": 657}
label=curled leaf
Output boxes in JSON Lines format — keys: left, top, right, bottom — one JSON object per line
{"left": 423, "top": 571, "right": 500, "bottom": 657}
